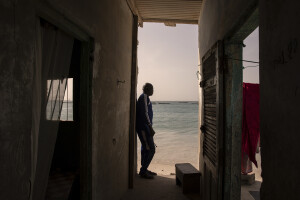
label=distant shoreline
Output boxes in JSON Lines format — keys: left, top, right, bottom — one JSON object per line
{"left": 152, "top": 101, "right": 198, "bottom": 103}
{"left": 152, "top": 101, "right": 198, "bottom": 104}
{"left": 152, "top": 100, "right": 198, "bottom": 102}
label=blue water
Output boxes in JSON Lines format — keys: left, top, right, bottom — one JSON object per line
{"left": 138, "top": 101, "right": 199, "bottom": 166}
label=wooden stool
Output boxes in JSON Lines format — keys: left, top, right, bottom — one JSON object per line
{"left": 175, "top": 163, "right": 200, "bottom": 194}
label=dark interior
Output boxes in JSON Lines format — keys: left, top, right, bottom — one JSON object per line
{"left": 46, "top": 39, "right": 81, "bottom": 200}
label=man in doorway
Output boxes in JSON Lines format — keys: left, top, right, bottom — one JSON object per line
{"left": 136, "top": 83, "right": 157, "bottom": 179}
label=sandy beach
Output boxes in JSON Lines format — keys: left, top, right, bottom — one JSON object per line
{"left": 138, "top": 152, "right": 260, "bottom": 180}
{"left": 137, "top": 141, "right": 199, "bottom": 176}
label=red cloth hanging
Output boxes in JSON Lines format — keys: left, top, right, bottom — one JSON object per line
{"left": 242, "top": 83, "right": 260, "bottom": 167}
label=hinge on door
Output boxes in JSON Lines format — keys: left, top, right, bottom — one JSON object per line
{"left": 200, "top": 81, "right": 205, "bottom": 88}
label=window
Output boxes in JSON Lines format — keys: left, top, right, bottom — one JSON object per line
{"left": 46, "top": 78, "right": 73, "bottom": 121}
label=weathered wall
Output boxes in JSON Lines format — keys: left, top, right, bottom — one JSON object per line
{"left": 0, "top": 0, "right": 35, "bottom": 199}
{"left": 260, "top": 1, "right": 300, "bottom": 199}
{"left": 198, "top": 0, "right": 257, "bottom": 57}
{"left": 0, "top": 0, "right": 133, "bottom": 199}
{"left": 223, "top": 44, "right": 243, "bottom": 200}
{"left": 47, "top": 1, "right": 133, "bottom": 199}
{"left": 199, "top": 0, "right": 300, "bottom": 200}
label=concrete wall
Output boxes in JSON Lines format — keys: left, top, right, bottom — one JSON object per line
{"left": 0, "top": 0, "right": 35, "bottom": 199}
{"left": 199, "top": 0, "right": 300, "bottom": 200}
{"left": 0, "top": 0, "right": 134, "bottom": 199}
{"left": 198, "top": 0, "right": 257, "bottom": 57}
{"left": 260, "top": 1, "right": 300, "bottom": 199}
{"left": 49, "top": 1, "right": 134, "bottom": 199}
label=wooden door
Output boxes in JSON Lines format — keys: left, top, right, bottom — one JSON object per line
{"left": 200, "top": 41, "right": 224, "bottom": 200}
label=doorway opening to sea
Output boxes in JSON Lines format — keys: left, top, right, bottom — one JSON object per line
{"left": 135, "top": 23, "right": 200, "bottom": 177}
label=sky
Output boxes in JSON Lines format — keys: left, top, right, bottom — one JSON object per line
{"left": 137, "top": 23, "right": 199, "bottom": 101}
{"left": 137, "top": 23, "right": 259, "bottom": 101}
{"left": 243, "top": 27, "right": 259, "bottom": 83}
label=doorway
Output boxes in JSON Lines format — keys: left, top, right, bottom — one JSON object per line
{"left": 134, "top": 22, "right": 199, "bottom": 179}
{"left": 240, "top": 27, "right": 261, "bottom": 200}
{"left": 45, "top": 38, "right": 81, "bottom": 200}
{"left": 33, "top": 16, "right": 93, "bottom": 200}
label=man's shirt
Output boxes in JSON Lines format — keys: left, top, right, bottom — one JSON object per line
{"left": 136, "top": 93, "right": 153, "bottom": 131}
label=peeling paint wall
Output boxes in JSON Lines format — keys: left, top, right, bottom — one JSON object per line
{"left": 0, "top": 0, "right": 133, "bottom": 199}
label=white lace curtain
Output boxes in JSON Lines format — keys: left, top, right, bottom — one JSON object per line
{"left": 32, "top": 20, "right": 74, "bottom": 200}
{"left": 41, "top": 22, "right": 74, "bottom": 120}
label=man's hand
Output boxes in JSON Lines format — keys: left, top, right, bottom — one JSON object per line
{"left": 149, "top": 125, "right": 155, "bottom": 137}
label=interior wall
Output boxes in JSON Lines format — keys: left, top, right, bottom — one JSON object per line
{"left": 0, "top": 0, "right": 35, "bottom": 199}
{"left": 199, "top": 1, "right": 300, "bottom": 200}
{"left": 0, "top": 0, "right": 134, "bottom": 200}
{"left": 37, "top": 0, "right": 134, "bottom": 199}
{"left": 198, "top": 0, "right": 258, "bottom": 57}
{"left": 260, "top": 1, "right": 300, "bottom": 199}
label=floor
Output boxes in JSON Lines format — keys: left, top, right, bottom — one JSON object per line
{"left": 45, "top": 171, "right": 76, "bottom": 200}
{"left": 123, "top": 148, "right": 262, "bottom": 200}
{"left": 241, "top": 149, "right": 262, "bottom": 200}
{"left": 121, "top": 174, "right": 200, "bottom": 200}
{"left": 121, "top": 174, "right": 261, "bottom": 200}
{"left": 241, "top": 181, "right": 261, "bottom": 200}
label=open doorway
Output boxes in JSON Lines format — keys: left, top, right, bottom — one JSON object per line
{"left": 45, "top": 38, "right": 81, "bottom": 200}
{"left": 135, "top": 23, "right": 199, "bottom": 177}
{"left": 240, "top": 27, "right": 261, "bottom": 200}
{"left": 33, "top": 17, "right": 93, "bottom": 200}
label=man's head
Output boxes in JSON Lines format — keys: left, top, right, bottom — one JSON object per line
{"left": 143, "top": 83, "right": 154, "bottom": 96}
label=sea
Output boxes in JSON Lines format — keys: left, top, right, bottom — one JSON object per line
{"left": 138, "top": 101, "right": 199, "bottom": 167}
{"left": 60, "top": 101, "right": 73, "bottom": 121}
{"left": 60, "top": 101, "right": 199, "bottom": 167}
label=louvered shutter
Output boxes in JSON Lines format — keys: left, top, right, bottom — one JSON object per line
{"left": 201, "top": 41, "right": 224, "bottom": 200}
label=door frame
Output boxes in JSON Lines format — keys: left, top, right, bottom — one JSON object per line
{"left": 222, "top": 5, "right": 259, "bottom": 200}
{"left": 37, "top": 2, "right": 93, "bottom": 199}
{"left": 128, "top": 14, "right": 139, "bottom": 189}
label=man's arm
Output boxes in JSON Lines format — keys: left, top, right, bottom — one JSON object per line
{"left": 143, "top": 94, "right": 152, "bottom": 126}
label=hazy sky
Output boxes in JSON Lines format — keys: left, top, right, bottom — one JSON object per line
{"left": 137, "top": 23, "right": 199, "bottom": 101}
{"left": 243, "top": 27, "right": 259, "bottom": 83}
{"left": 137, "top": 23, "right": 259, "bottom": 101}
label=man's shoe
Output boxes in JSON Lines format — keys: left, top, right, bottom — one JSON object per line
{"left": 139, "top": 171, "right": 154, "bottom": 179}
{"left": 147, "top": 170, "right": 157, "bottom": 176}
